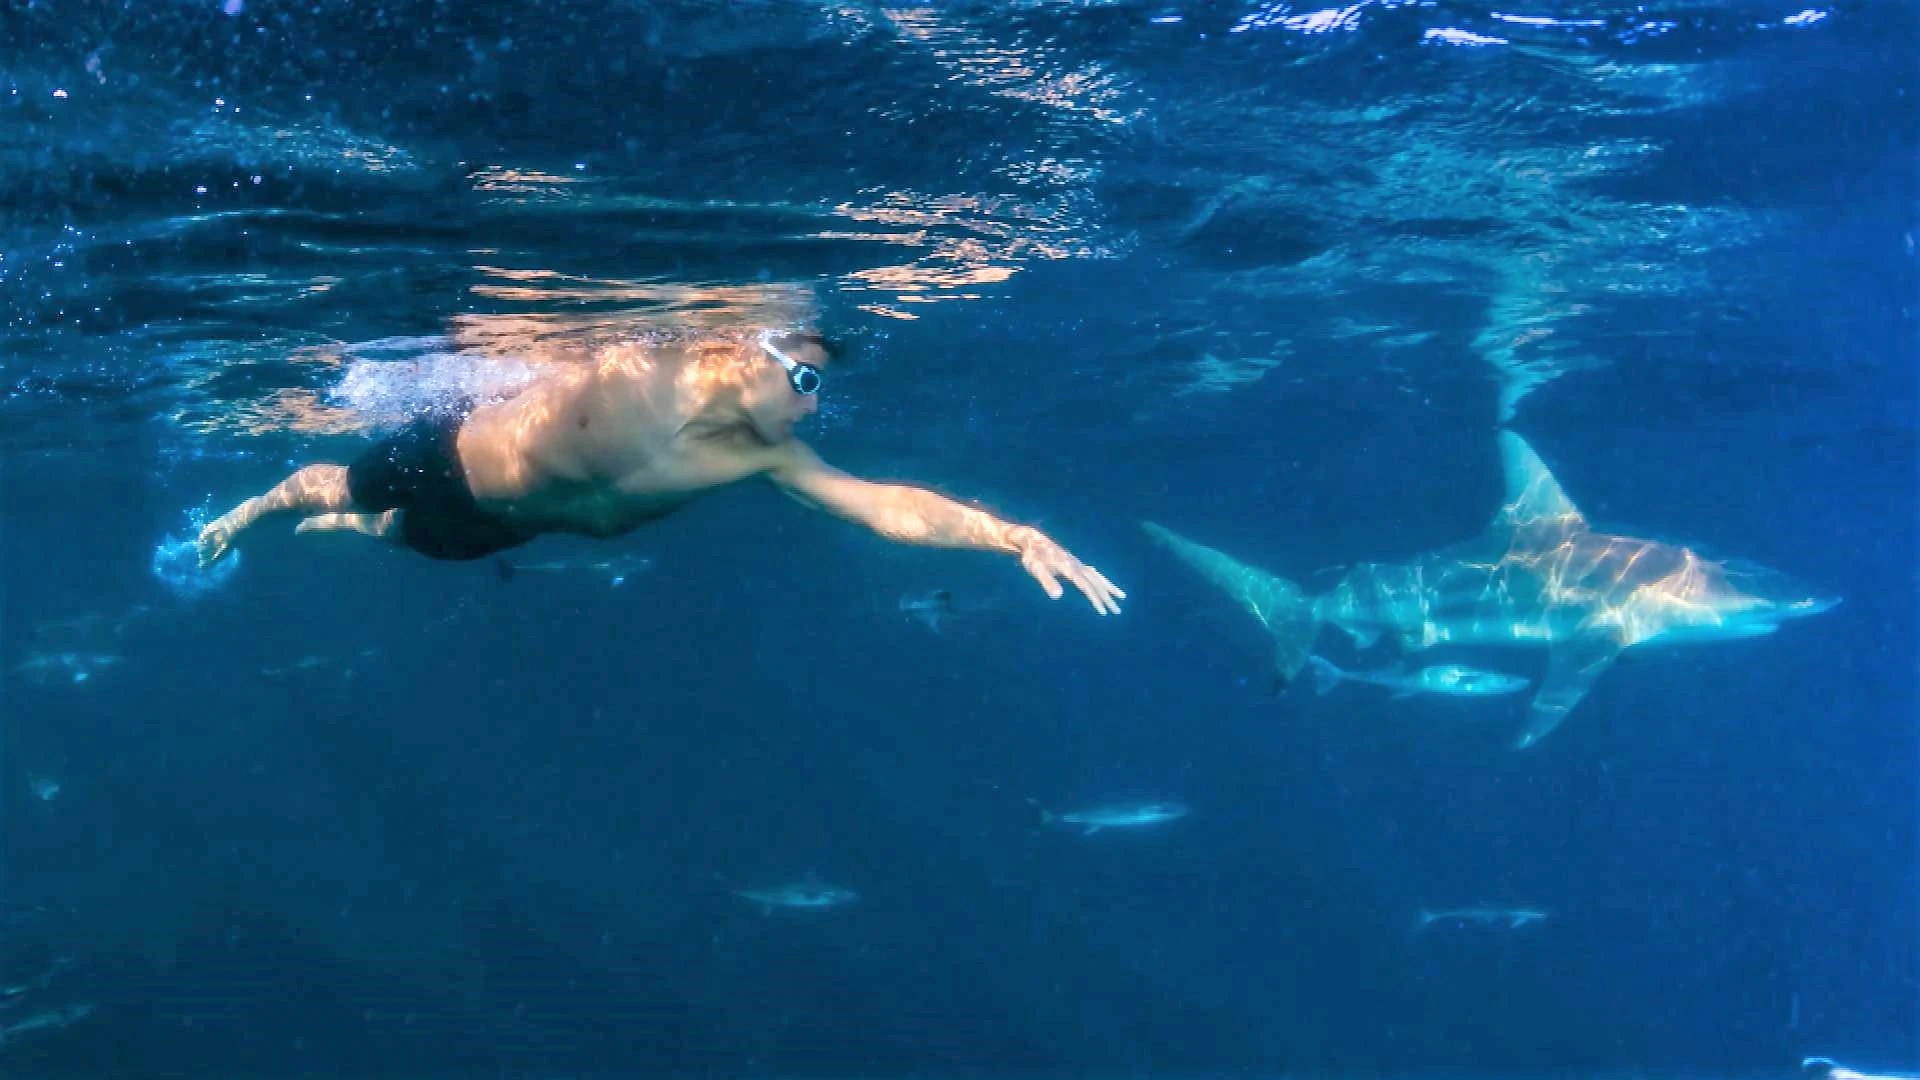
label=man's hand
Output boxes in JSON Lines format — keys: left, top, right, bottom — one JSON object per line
{"left": 1010, "top": 526, "right": 1125, "bottom": 615}
{"left": 197, "top": 518, "right": 238, "bottom": 568}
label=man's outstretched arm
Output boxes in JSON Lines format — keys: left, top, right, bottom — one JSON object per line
{"left": 766, "top": 441, "right": 1124, "bottom": 615}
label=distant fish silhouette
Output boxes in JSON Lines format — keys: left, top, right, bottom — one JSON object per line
{"left": 1029, "top": 798, "right": 1191, "bottom": 836}
{"left": 898, "top": 589, "right": 960, "bottom": 633}
{"left": 1307, "top": 655, "right": 1530, "bottom": 699}
{"left": 1413, "top": 907, "right": 1547, "bottom": 932}
{"left": 495, "top": 552, "right": 653, "bottom": 587}
{"left": 732, "top": 875, "right": 859, "bottom": 914}
{"left": 1804, "top": 1058, "right": 1920, "bottom": 1080}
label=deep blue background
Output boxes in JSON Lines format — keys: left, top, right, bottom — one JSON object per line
{"left": 1, "top": 0, "right": 1914, "bottom": 1075}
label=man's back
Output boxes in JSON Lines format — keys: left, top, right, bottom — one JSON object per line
{"left": 455, "top": 342, "right": 776, "bottom": 538}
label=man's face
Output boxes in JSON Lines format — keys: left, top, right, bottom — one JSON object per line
{"left": 747, "top": 337, "right": 826, "bottom": 439}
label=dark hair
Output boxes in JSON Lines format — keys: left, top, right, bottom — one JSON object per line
{"left": 777, "top": 330, "right": 844, "bottom": 362}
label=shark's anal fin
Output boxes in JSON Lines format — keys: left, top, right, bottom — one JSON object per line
{"left": 1516, "top": 631, "right": 1622, "bottom": 749}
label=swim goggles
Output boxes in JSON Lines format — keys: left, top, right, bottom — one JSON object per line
{"left": 758, "top": 332, "right": 823, "bottom": 396}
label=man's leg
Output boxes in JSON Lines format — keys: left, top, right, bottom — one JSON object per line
{"left": 293, "top": 510, "right": 401, "bottom": 542}
{"left": 198, "top": 464, "right": 357, "bottom": 566}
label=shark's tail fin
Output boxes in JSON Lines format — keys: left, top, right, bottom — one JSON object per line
{"left": 1265, "top": 586, "right": 1320, "bottom": 689}
{"left": 1141, "top": 520, "right": 1322, "bottom": 687}
{"left": 1306, "top": 655, "right": 1344, "bottom": 696}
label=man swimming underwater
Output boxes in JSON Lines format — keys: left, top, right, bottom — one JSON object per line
{"left": 197, "top": 330, "right": 1125, "bottom": 615}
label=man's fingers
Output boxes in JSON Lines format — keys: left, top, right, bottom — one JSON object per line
{"left": 1020, "top": 540, "right": 1122, "bottom": 612}
{"left": 1072, "top": 566, "right": 1121, "bottom": 615}
{"left": 1077, "top": 574, "right": 1107, "bottom": 614}
{"left": 1030, "top": 562, "right": 1065, "bottom": 599}
{"left": 1087, "top": 568, "right": 1117, "bottom": 607}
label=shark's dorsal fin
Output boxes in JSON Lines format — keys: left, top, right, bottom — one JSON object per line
{"left": 1493, "top": 431, "right": 1586, "bottom": 530}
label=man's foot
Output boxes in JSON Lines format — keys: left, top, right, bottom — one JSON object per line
{"left": 294, "top": 510, "right": 399, "bottom": 540}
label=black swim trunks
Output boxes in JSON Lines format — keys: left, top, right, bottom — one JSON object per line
{"left": 345, "top": 402, "right": 534, "bottom": 561}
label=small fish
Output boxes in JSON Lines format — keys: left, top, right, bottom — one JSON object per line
{"left": 899, "top": 589, "right": 959, "bottom": 632}
{"left": 259, "top": 648, "right": 376, "bottom": 678}
{"left": 1804, "top": 1059, "right": 1920, "bottom": 1080}
{"left": 1032, "top": 799, "right": 1191, "bottom": 836}
{"left": 496, "top": 553, "right": 653, "bottom": 587}
{"left": 0, "top": 902, "right": 50, "bottom": 924}
{"left": 260, "top": 655, "right": 338, "bottom": 677}
{"left": 11, "top": 651, "right": 124, "bottom": 685}
{"left": 28, "top": 777, "right": 59, "bottom": 802}
{"left": 1413, "top": 906, "right": 1548, "bottom": 931}
{"left": 0, "top": 1002, "right": 94, "bottom": 1045}
{"left": 27, "top": 605, "right": 153, "bottom": 644}
{"left": 1309, "top": 656, "right": 1530, "bottom": 699}
{"left": 733, "top": 881, "right": 859, "bottom": 913}
{"left": 0, "top": 956, "right": 75, "bottom": 1007}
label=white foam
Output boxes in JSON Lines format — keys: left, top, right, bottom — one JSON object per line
{"left": 328, "top": 350, "right": 541, "bottom": 431}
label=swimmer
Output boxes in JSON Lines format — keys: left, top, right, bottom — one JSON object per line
{"left": 198, "top": 330, "right": 1123, "bottom": 615}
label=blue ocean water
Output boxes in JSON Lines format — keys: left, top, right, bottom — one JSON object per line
{"left": 0, "top": 0, "right": 1913, "bottom": 1076}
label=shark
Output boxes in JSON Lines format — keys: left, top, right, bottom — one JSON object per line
{"left": 1143, "top": 430, "right": 1840, "bottom": 749}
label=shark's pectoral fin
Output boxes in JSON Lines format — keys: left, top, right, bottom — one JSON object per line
{"left": 1389, "top": 688, "right": 1416, "bottom": 701}
{"left": 1516, "top": 633, "right": 1622, "bottom": 749}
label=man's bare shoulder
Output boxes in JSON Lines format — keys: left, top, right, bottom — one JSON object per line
{"left": 679, "top": 425, "right": 807, "bottom": 475}
{"left": 753, "top": 435, "right": 822, "bottom": 474}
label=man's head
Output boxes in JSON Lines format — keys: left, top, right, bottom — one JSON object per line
{"left": 740, "top": 329, "right": 835, "bottom": 441}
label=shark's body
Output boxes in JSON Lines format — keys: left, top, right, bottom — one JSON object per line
{"left": 1145, "top": 431, "right": 1838, "bottom": 748}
